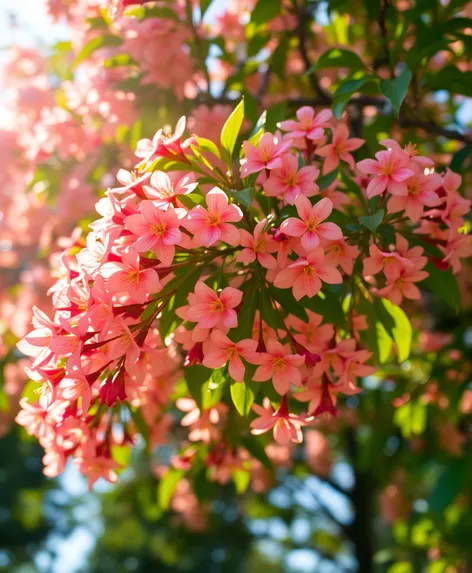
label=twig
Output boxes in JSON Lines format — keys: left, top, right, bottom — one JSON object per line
{"left": 399, "top": 116, "right": 472, "bottom": 144}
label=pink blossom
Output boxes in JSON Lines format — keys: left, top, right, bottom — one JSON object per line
{"left": 387, "top": 168, "right": 442, "bottom": 222}
{"left": 100, "top": 249, "right": 161, "bottom": 304}
{"left": 323, "top": 238, "right": 360, "bottom": 275}
{"left": 357, "top": 148, "right": 415, "bottom": 198}
{"left": 186, "top": 281, "right": 243, "bottom": 330}
{"left": 125, "top": 200, "right": 186, "bottom": 265}
{"left": 278, "top": 107, "right": 332, "bottom": 141}
{"left": 274, "top": 247, "right": 343, "bottom": 300}
{"left": 286, "top": 311, "right": 334, "bottom": 352}
{"left": 241, "top": 132, "right": 292, "bottom": 177}
{"left": 316, "top": 124, "right": 364, "bottom": 174}
{"left": 263, "top": 153, "right": 320, "bottom": 204}
{"left": 363, "top": 244, "right": 414, "bottom": 281}
{"left": 202, "top": 330, "right": 257, "bottom": 381}
{"left": 280, "top": 196, "right": 342, "bottom": 250}
{"left": 376, "top": 268, "right": 429, "bottom": 305}
{"left": 252, "top": 339, "right": 304, "bottom": 395}
{"left": 183, "top": 187, "right": 242, "bottom": 246}
{"left": 250, "top": 396, "right": 305, "bottom": 445}
{"left": 135, "top": 116, "right": 188, "bottom": 168}
{"left": 143, "top": 171, "right": 198, "bottom": 209}
{"left": 237, "top": 219, "right": 278, "bottom": 269}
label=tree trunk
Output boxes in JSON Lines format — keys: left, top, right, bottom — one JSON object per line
{"left": 346, "top": 429, "right": 375, "bottom": 573}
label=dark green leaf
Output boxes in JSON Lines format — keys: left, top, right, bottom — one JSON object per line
{"left": 271, "top": 36, "right": 289, "bottom": 79}
{"left": 184, "top": 365, "right": 212, "bottom": 408}
{"left": 129, "top": 407, "right": 150, "bottom": 445}
{"left": 229, "top": 291, "right": 257, "bottom": 341}
{"left": 429, "top": 459, "right": 467, "bottom": 513}
{"left": 422, "top": 262, "right": 460, "bottom": 312}
{"left": 241, "top": 436, "right": 273, "bottom": 471}
{"left": 379, "top": 66, "right": 412, "bottom": 116}
{"left": 359, "top": 209, "right": 385, "bottom": 232}
{"left": 268, "top": 285, "right": 308, "bottom": 322}
{"left": 317, "top": 169, "right": 339, "bottom": 190}
{"left": 250, "top": 0, "right": 282, "bottom": 25}
{"left": 306, "top": 48, "right": 366, "bottom": 73}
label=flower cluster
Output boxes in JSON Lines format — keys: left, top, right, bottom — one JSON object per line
{"left": 15, "top": 104, "right": 471, "bottom": 490}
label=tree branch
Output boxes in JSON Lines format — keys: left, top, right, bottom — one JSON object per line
{"left": 398, "top": 116, "right": 472, "bottom": 144}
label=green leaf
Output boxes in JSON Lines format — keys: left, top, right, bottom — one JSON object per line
{"left": 229, "top": 291, "right": 257, "bottom": 341}
{"left": 450, "top": 144, "right": 472, "bottom": 172}
{"left": 129, "top": 407, "right": 150, "bottom": 446}
{"left": 74, "top": 35, "right": 122, "bottom": 67}
{"left": 379, "top": 299, "right": 412, "bottom": 362}
{"left": 359, "top": 209, "right": 384, "bottom": 232}
{"left": 200, "top": 0, "right": 213, "bottom": 17}
{"left": 388, "top": 563, "right": 414, "bottom": 573}
{"left": 306, "top": 48, "right": 366, "bottom": 73}
{"left": 250, "top": 0, "right": 282, "bottom": 25}
{"left": 125, "top": 4, "right": 179, "bottom": 21}
{"left": 228, "top": 187, "right": 254, "bottom": 209}
{"left": 176, "top": 193, "right": 205, "bottom": 209}
{"left": 241, "top": 436, "right": 273, "bottom": 471}
{"left": 220, "top": 98, "right": 245, "bottom": 165}
{"left": 331, "top": 94, "right": 351, "bottom": 120}
{"left": 268, "top": 285, "right": 308, "bottom": 322}
{"left": 394, "top": 400, "right": 427, "bottom": 438}
{"left": 158, "top": 469, "right": 185, "bottom": 509}
{"left": 317, "top": 169, "right": 339, "bottom": 190}
{"left": 271, "top": 36, "right": 289, "bottom": 79}
{"left": 194, "top": 136, "right": 221, "bottom": 158}
{"left": 423, "top": 261, "right": 460, "bottom": 312}
{"left": 379, "top": 66, "right": 412, "bottom": 116}
{"left": 184, "top": 365, "right": 212, "bottom": 408}
{"left": 304, "top": 289, "right": 346, "bottom": 326}
{"left": 111, "top": 445, "right": 131, "bottom": 467}
{"left": 231, "top": 381, "right": 255, "bottom": 416}
{"left": 232, "top": 469, "right": 251, "bottom": 494}
{"left": 429, "top": 459, "right": 467, "bottom": 513}
{"left": 334, "top": 75, "right": 370, "bottom": 97}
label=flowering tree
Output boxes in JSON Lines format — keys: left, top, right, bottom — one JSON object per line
{"left": 2, "top": 1, "right": 472, "bottom": 572}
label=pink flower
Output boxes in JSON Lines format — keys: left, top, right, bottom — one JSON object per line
{"left": 100, "top": 249, "right": 161, "bottom": 304}
{"left": 316, "top": 124, "right": 364, "bottom": 174}
{"left": 274, "top": 247, "right": 343, "bottom": 300}
{"left": 144, "top": 171, "right": 198, "bottom": 209}
{"left": 263, "top": 153, "right": 320, "bottom": 204}
{"left": 183, "top": 187, "right": 242, "bottom": 247}
{"left": 322, "top": 238, "right": 360, "bottom": 275}
{"left": 357, "top": 148, "right": 415, "bottom": 198}
{"left": 387, "top": 168, "right": 442, "bottom": 222}
{"left": 363, "top": 244, "right": 414, "bottom": 281}
{"left": 241, "top": 132, "right": 292, "bottom": 177}
{"left": 280, "top": 196, "right": 342, "bottom": 251}
{"left": 440, "top": 235, "right": 472, "bottom": 274}
{"left": 286, "top": 311, "right": 334, "bottom": 352}
{"left": 125, "top": 200, "right": 186, "bottom": 265}
{"left": 376, "top": 268, "right": 429, "bottom": 305}
{"left": 252, "top": 339, "right": 304, "bottom": 395}
{"left": 237, "top": 219, "right": 278, "bottom": 269}
{"left": 186, "top": 281, "right": 243, "bottom": 329}
{"left": 278, "top": 107, "right": 332, "bottom": 141}
{"left": 135, "top": 116, "right": 188, "bottom": 168}
{"left": 250, "top": 396, "right": 305, "bottom": 445}
{"left": 202, "top": 330, "right": 258, "bottom": 381}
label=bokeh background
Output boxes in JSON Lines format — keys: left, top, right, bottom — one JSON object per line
{"left": 1, "top": 1, "right": 472, "bottom": 572}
